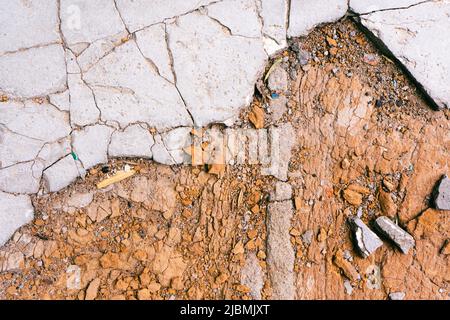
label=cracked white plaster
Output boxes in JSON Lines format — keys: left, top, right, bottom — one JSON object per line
{"left": 114, "top": 0, "right": 217, "bottom": 33}
{"left": 0, "top": 44, "right": 67, "bottom": 98}
{"left": 259, "top": 0, "right": 289, "bottom": 55}
{"left": 0, "top": 0, "right": 60, "bottom": 55}
{"left": 68, "top": 73, "right": 101, "bottom": 127}
{"left": 109, "top": 124, "right": 155, "bottom": 159}
{"left": 166, "top": 11, "right": 267, "bottom": 127}
{"left": 350, "top": 0, "right": 431, "bottom": 14}
{"left": 43, "top": 154, "right": 85, "bottom": 193}
{"left": 0, "top": 192, "right": 34, "bottom": 246}
{"left": 152, "top": 127, "right": 192, "bottom": 165}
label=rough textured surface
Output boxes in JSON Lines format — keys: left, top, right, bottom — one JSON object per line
{"left": 348, "top": 217, "right": 383, "bottom": 258}
{"left": 356, "top": 1, "right": 450, "bottom": 109}
{"left": 433, "top": 175, "right": 450, "bottom": 210}
{"left": 375, "top": 217, "right": 415, "bottom": 254}
{"left": 0, "top": 192, "right": 34, "bottom": 246}
{"left": 267, "top": 200, "right": 295, "bottom": 300}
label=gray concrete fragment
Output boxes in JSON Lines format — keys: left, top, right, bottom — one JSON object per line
{"left": 267, "top": 200, "right": 295, "bottom": 299}
{"left": 389, "top": 291, "right": 406, "bottom": 300}
{"left": 374, "top": 216, "right": 415, "bottom": 254}
{"left": 72, "top": 125, "right": 114, "bottom": 170}
{"left": 152, "top": 128, "right": 191, "bottom": 165}
{"left": 167, "top": 11, "right": 267, "bottom": 127}
{"left": 43, "top": 155, "right": 84, "bottom": 193}
{"left": 348, "top": 217, "right": 383, "bottom": 258}
{"left": 0, "top": 191, "right": 34, "bottom": 246}
{"left": 109, "top": 125, "right": 154, "bottom": 159}
{"left": 0, "top": 0, "right": 59, "bottom": 55}
{"left": 0, "top": 45, "right": 67, "bottom": 98}
{"left": 241, "top": 253, "right": 264, "bottom": 300}
{"left": 356, "top": 1, "right": 450, "bottom": 109}
{"left": 271, "top": 181, "right": 293, "bottom": 201}
{"left": 433, "top": 175, "right": 450, "bottom": 210}
{"left": 288, "top": 0, "right": 348, "bottom": 37}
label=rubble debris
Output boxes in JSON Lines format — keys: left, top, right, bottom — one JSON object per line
{"left": 389, "top": 292, "right": 406, "bottom": 300}
{"left": 440, "top": 240, "right": 450, "bottom": 255}
{"left": 248, "top": 104, "right": 265, "bottom": 129}
{"left": 348, "top": 217, "right": 383, "bottom": 258}
{"left": 379, "top": 190, "right": 397, "bottom": 218}
{"left": 432, "top": 175, "right": 450, "bottom": 210}
{"left": 374, "top": 217, "right": 415, "bottom": 254}
{"left": 333, "top": 249, "right": 360, "bottom": 282}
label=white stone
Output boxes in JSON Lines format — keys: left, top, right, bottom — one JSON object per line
{"left": 135, "top": 24, "right": 175, "bottom": 83}
{"left": 72, "top": 125, "right": 114, "bottom": 170}
{"left": 0, "top": 0, "right": 60, "bottom": 55}
{"left": 43, "top": 155, "right": 84, "bottom": 193}
{"left": 60, "top": 0, "right": 126, "bottom": 46}
{"left": 68, "top": 73, "right": 100, "bottom": 126}
{"left": 84, "top": 40, "right": 192, "bottom": 129}
{"left": 0, "top": 192, "right": 34, "bottom": 246}
{"left": 207, "top": 0, "right": 262, "bottom": 38}
{"left": 260, "top": 0, "right": 288, "bottom": 55}
{"left": 167, "top": 12, "right": 267, "bottom": 127}
{"left": 357, "top": 1, "right": 450, "bottom": 109}
{"left": 109, "top": 125, "right": 154, "bottom": 159}
{"left": 152, "top": 127, "right": 191, "bottom": 165}
{"left": 115, "top": 0, "right": 216, "bottom": 32}
{"left": 0, "top": 45, "right": 67, "bottom": 98}
{"left": 0, "top": 160, "right": 44, "bottom": 194}
{"left": 288, "top": 0, "right": 348, "bottom": 37}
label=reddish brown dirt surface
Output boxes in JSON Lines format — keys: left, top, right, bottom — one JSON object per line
{"left": 0, "top": 19, "right": 449, "bottom": 300}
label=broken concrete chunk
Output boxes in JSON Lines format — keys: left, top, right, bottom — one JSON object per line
{"left": 109, "top": 125, "right": 154, "bottom": 159}
{"left": 389, "top": 291, "right": 406, "bottom": 300}
{"left": 72, "top": 125, "right": 114, "bottom": 170}
{"left": 374, "top": 216, "right": 415, "bottom": 254}
{"left": 43, "top": 155, "right": 85, "bottom": 193}
{"left": 259, "top": 0, "right": 288, "bottom": 55}
{"left": 0, "top": 192, "right": 34, "bottom": 246}
{"left": 348, "top": 217, "right": 383, "bottom": 258}
{"left": 433, "top": 175, "right": 450, "bottom": 210}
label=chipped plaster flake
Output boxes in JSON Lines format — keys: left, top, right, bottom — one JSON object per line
{"left": 350, "top": 0, "right": 430, "bottom": 14}
{"left": 167, "top": 11, "right": 267, "bottom": 127}
{"left": 135, "top": 24, "right": 175, "bottom": 83}
{"left": 49, "top": 90, "right": 71, "bottom": 112}
{"left": 207, "top": 0, "right": 262, "bottom": 38}
{"left": 0, "top": 0, "right": 60, "bottom": 55}
{"left": 288, "top": 0, "right": 348, "bottom": 37}
{"left": 43, "top": 155, "right": 84, "bottom": 193}
{"left": 0, "top": 192, "right": 34, "bottom": 246}
{"left": 68, "top": 73, "right": 100, "bottom": 127}
{"left": 84, "top": 40, "right": 192, "bottom": 129}
{"left": 109, "top": 125, "right": 154, "bottom": 159}
{"left": 114, "top": 0, "right": 217, "bottom": 33}
{"left": 0, "top": 160, "right": 45, "bottom": 194}
{"left": 0, "top": 44, "right": 67, "bottom": 98}
{"left": 359, "top": 1, "right": 450, "bottom": 109}
{"left": 72, "top": 125, "right": 114, "bottom": 170}
{"left": 37, "top": 138, "right": 72, "bottom": 168}
{"left": 60, "top": 0, "right": 126, "bottom": 46}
